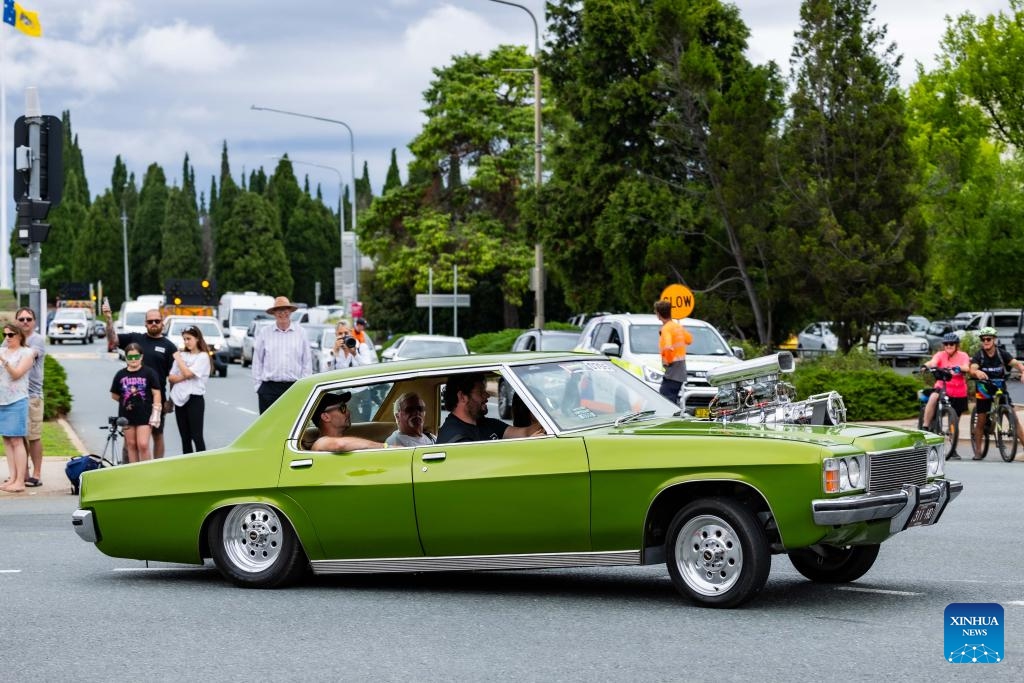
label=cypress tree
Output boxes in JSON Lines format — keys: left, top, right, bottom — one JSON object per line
{"left": 216, "top": 191, "right": 293, "bottom": 295}
{"left": 383, "top": 148, "right": 402, "bottom": 194}
{"left": 133, "top": 163, "right": 169, "bottom": 294}
{"left": 159, "top": 185, "right": 203, "bottom": 282}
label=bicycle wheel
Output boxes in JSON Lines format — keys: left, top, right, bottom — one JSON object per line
{"left": 994, "top": 405, "right": 1018, "bottom": 462}
{"left": 937, "top": 405, "right": 959, "bottom": 457}
{"left": 970, "top": 408, "right": 990, "bottom": 459}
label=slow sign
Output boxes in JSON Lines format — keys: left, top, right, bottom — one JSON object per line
{"left": 660, "top": 284, "right": 695, "bottom": 319}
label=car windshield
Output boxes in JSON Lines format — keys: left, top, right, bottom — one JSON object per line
{"left": 630, "top": 324, "right": 732, "bottom": 356}
{"left": 539, "top": 334, "right": 580, "bottom": 351}
{"left": 169, "top": 320, "right": 220, "bottom": 338}
{"left": 55, "top": 310, "right": 87, "bottom": 321}
{"left": 231, "top": 309, "right": 266, "bottom": 327}
{"left": 877, "top": 322, "right": 912, "bottom": 335}
{"left": 402, "top": 339, "right": 467, "bottom": 359}
{"left": 124, "top": 311, "right": 147, "bottom": 327}
{"left": 511, "top": 359, "right": 678, "bottom": 431}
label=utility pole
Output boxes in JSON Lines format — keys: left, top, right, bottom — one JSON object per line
{"left": 121, "top": 204, "right": 130, "bottom": 301}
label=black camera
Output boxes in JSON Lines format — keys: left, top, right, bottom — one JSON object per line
{"left": 343, "top": 336, "right": 357, "bottom": 349}
{"left": 106, "top": 415, "right": 128, "bottom": 428}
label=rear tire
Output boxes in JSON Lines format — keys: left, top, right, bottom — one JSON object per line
{"left": 788, "top": 544, "right": 880, "bottom": 583}
{"left": 665, "top": 497, "right": 770, "bottom": 608}
{"left": 995, "top": 406, "right": 1018, "bottom": 462}
{"left": 209, "top": 504, "right": 307, "bottom": 588}
{"left": 970, "top": 408, "right": 990, "bottom": 459}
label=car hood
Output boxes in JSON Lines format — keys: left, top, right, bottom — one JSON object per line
{"left": 628, "top": 352, "right": 738, "bottom": 373}
{"left": 604, "top": 418, "right": 926, "bottom": 451}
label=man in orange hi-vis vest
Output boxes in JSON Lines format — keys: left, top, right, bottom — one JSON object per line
{"left": 654, "top": 300, "right": 692, "bottom": 406}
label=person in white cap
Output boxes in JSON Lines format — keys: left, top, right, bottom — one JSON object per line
{"left": 252, "top": 296, "right": 312, "bottom": 413}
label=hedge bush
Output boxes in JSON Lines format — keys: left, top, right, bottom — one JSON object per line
{"left": 43, "top": 354, "right": 72, "bottom": 419}
{"left": 791, "top": 352, "right": 920, "bottom": 421}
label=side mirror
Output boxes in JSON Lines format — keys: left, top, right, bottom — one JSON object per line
{"left": 599, "top": 342, "right": 621, "bottom": 358}
{"left": 732, "top": 346, "right": 745, "bottom": 360}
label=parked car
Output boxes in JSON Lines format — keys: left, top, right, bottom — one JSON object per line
{"left": 906, "top": 315, "right": 930, "bottom": 336}
{"left": 923, "top": 320, "right": 958, "bottom": 353}
{"left": 574, "top": 313, "right": 743, "bottom": 418}
{"left": 240, "top": 318, "right": 274, "bottom": 368}
{"left": 961, "top": 309, "right": 1022, "bottom": 354}
{"left": 380, "top": 334, "right": 469, "bottom": 362}
{"left": 93, "top": 319, "right": 107, "bottom": 338}
{"left": 497, "top": 329, "right": 584, "bottom": 416}
{"left": 71, "top": 352, "right": 961, "bottom": 608}
{"left": 868, "top": 322, "right": 930, "bottom": 362}
{"left": 162, "top": 315, "right": 230, "bottom": 377}
{"left": 796, "top": 321, "right": 838, "bottom": 356}
{"left": 302, "top": 324, "right": 333, "bottom": 372}
{"left": 47, "top": 308, "right": 93, "bottom": 344}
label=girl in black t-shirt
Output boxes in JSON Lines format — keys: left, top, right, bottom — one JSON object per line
{"left": 109, "top": 342, "right": 162, "bottom": 463}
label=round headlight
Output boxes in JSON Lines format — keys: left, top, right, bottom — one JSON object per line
{"left": 839, "top": 460, "right": 850, "bottom": 489}
{"left": 927, "top": 446, "right": 940, "bottom": 475}
{"left": 848, "top": 458, "right": 862, "bottom": 488}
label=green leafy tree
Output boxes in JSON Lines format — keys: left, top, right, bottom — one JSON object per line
{"left": 216, "top": 191, "right": 293, "bottom": 295}
{"left": 133, "top": 163, "right": 169, "bottom": 294}
{"left": 72, "top": 192, "right": 124, "bottom": 301}
{"left": 286, "top": 193, "right": 337, "bottom": 304}
{"left": 159, "top": 186, "right": 203, "bottom": 283}
{"left": 777, "top": 0, "right": 925, "bottom": 350}
{"left": 384, "top": 148, "right": 402, "bottom": 194}
{"left": 39, "top": 169, "right": 87, "bottom": 295}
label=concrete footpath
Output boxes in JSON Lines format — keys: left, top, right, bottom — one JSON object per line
{"left": 3, "top": 410, "right": 1023, "bottom": 500}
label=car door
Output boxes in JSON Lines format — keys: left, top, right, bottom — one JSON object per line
{"left": 411, "top": 436, "right": 591, "bottom": 557}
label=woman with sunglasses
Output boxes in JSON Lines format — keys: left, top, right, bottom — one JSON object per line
{"left": 919, "top": 332, "right": 970, "bottom": 460}
{"left": 0, "top": 321, "right": 38, "bottom": 493}
{"left": 167, "top": 327, "right": 210, "bottom": 453}
{"left": 109, "top": 342, "right": 162, "bottom": 463}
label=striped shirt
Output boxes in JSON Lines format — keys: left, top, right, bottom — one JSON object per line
{"left": 252, "top": 323, "right": 312, "bottom": 390}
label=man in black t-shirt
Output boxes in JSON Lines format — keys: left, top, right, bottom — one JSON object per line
{"left": 969, "top": 327, "right": 1024, "bottom": 459}
{"left": 437, "top": 373, "right": 544, "bottom": 443}
{"left": 103, "top": 304, "right": 177, "bottom": 458}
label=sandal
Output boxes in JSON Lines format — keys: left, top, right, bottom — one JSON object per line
{"left": 25, "top": 477, "right": 42, "bottom": 487}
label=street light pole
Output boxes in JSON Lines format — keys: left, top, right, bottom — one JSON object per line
{"left": 488, "top": 0, "right": 544, "bottom": 328}
{"left": 121, "top": 203, "right": 130, "bottom": 301}
{"left": 269, "top": 155, "right": 344, "bottom": 296}
{"left": 250, "top": 104, "right": 359, "bottom": 304}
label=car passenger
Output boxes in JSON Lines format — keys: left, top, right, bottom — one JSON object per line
{"left": 437, "top": 374, "right": 543, "bottom": 443}
{"left": 310, "top": 391, "right": 385, "bottom": 452}
{"left": 385, "top": 392, "right": 435, "bottom": 447}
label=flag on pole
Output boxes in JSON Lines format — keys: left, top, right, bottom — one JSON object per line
{"left": 2, "top": 0, "right": 42, "bottom": 37}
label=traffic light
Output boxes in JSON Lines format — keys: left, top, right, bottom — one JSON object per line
{"left": 15, "top": 197, "right": 51, "bottom": 246}
{"left": 13, "top": 114, "right": 63, "bottom": 206}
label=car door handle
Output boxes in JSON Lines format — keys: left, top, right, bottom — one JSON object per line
{"left": 421, "top": 452, "right": 446, "bottom": 462}
{"left": 290, "top": 459, "right": 313, "bottom": 469}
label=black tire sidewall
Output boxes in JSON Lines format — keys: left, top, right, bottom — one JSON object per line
{"left": 208, "top": 506, "right": 305, "bottom": 588}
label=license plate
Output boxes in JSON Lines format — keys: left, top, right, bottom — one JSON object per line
{"left": 694, "top": 407, "right": 710, "bottom": 419}
{"left": 907, "top": 502, "right": 937, "bottom": 527}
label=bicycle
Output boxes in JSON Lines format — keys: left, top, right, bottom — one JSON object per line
{"left": 970, "top": 378, "right": 1018, "bottom": 462}
{"left": 916, "top": 366, "right": 960, "bottom": 458}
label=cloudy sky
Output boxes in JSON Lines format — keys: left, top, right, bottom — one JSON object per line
{"left": 1, "top": 0, "right": 1010, "bottom": 223}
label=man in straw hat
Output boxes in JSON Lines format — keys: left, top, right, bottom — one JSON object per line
{"left": 251, "top": 296, "right": 312, "bottom": 413}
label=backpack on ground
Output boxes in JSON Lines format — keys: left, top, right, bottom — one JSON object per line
{"left": 65, "top": 454, "right": 107, "bottom": 495}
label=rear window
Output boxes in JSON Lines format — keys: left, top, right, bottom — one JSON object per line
{"left": 993, "top": 314, "right": 1019, "bottom": 328}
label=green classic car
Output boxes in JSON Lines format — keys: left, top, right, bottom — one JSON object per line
{"left": 72, "top": 352, "right": 962, "bottom": 608}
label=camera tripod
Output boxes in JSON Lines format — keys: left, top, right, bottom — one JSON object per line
{"left": 99, "top": 416, "right": 128, "bottom": 466}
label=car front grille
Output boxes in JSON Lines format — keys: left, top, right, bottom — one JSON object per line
{"left": 868, "top": 447, "right": 928, "bottom": 493}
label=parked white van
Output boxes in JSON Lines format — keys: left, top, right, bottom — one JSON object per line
{"left": 115, "top": 297, "right": 164, "bottom": 336}
{"left": 963, "top": 309, "right": 1022, "bottom": 354}
{"left": 219, "top": 292, "right": 276, "bottom": 362}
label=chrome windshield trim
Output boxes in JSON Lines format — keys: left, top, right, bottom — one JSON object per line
{"left": 310, "top": 550, "right": 640, "bottom": 575}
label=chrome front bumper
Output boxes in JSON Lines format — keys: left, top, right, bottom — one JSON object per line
{"left": 71, "top": 509, "right": 98, "bottom": 543}
{"left": 811, "top": 479, "right": 963, "bottom": 533}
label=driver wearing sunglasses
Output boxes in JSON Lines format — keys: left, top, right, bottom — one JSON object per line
{"left": 310, "top": 391, "right": 386, "bottom": 452}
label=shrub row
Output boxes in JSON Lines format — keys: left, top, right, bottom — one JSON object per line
{"left": 790, "top": 352, "right": 920, "bottom": 421}
{"left": 43, "top": 354, "right": 73, "bottom": 420}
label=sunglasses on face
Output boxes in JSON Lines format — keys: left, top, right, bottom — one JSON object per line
{"left": 16, "top": 317, "right": 33, "bottom": 323}
{"left": 403, "top": 405, "right": 426, "bottom": 414}
{"left": 3, "top": 332, "right": 16, "bottom": 338}
{"left": 327, "top": 403, "right": 348, "bottom": 414}
{"left": 146, "top": 319, "right": 162, "bottom": 325}
{"left": 981, "top": 336, "right": 995, "bottom": 342}
{"left": 126, "top": 353, "right": 142, "bottom": 361}
{"left": 943, "top": 342, "right": 957, "bottom": 346}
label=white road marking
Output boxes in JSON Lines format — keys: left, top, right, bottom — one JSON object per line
{"left": 836, "top": 587, "right": 922, "bottom": 596}
{"left": 237, "top": 407, "right": 258, "bottom": 415}
{"left": 0, "top": 569, "right": 21, "bottom": 573}
{"left": 1007, "top": 601, "right": 1024, "bottom": 606}
{"left": 112, "top": 567, "right": 210, "bottom": 572}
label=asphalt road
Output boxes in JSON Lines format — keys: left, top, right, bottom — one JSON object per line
{"left": 3, "top": 346, "right": 1022, "bottom": 680}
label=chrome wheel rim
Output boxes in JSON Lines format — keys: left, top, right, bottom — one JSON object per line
{"left": 222, "top": 505, "right": 284, "bottom": 573}
{"left": 675, "top": 514, "right": 743, "bottom": 596}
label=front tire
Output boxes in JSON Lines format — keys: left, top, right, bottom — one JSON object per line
{"left": 937, "top": 404, "right": 959, "bottom": 457}
{"left": 209, "top": 504, "right": 307, "bottom": 588}
{"left": 665, "top": 497, "right": 770, "bottom": 608}
{"left": 788, "top": 544, "right": 880, "bottom": 583}
{"left": 995, "top": 406, "right": 1018, "bottom": 462}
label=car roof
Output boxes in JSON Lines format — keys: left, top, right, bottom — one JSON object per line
{"left": 585, "top": 313, "right": 714, "bottom": 328}
{"left": 400, "top": 334, "right": 466, "bottom": 342}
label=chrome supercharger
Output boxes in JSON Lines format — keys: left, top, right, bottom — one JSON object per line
{"left": 705, "top": 352, "right": 846, "bottom": 426}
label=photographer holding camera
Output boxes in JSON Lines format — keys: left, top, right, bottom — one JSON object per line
{"left": 330, "top": 320, "right": 365, "bottom": 370}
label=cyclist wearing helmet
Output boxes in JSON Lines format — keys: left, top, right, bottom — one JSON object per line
{"left": 920, "top": 332, "right": 970, "bottom": 459}
{"left": 969, "top": 326, "right": 1024, "bottom": 459}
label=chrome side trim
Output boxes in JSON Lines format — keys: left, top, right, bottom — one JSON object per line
{"left": 289, "top": 459, "right": 313, "bottom": 469}
{"left": 310, "top": 550, "right": 640, "bottom": 575}
{"left": 811, "top": 479, "right": 962, "bottom": 527}
{"left": 421, "top": 452, "right": 446, "bottom": 462}
{"left": 71, "top": 509, "right": 98, "bottom": 543}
